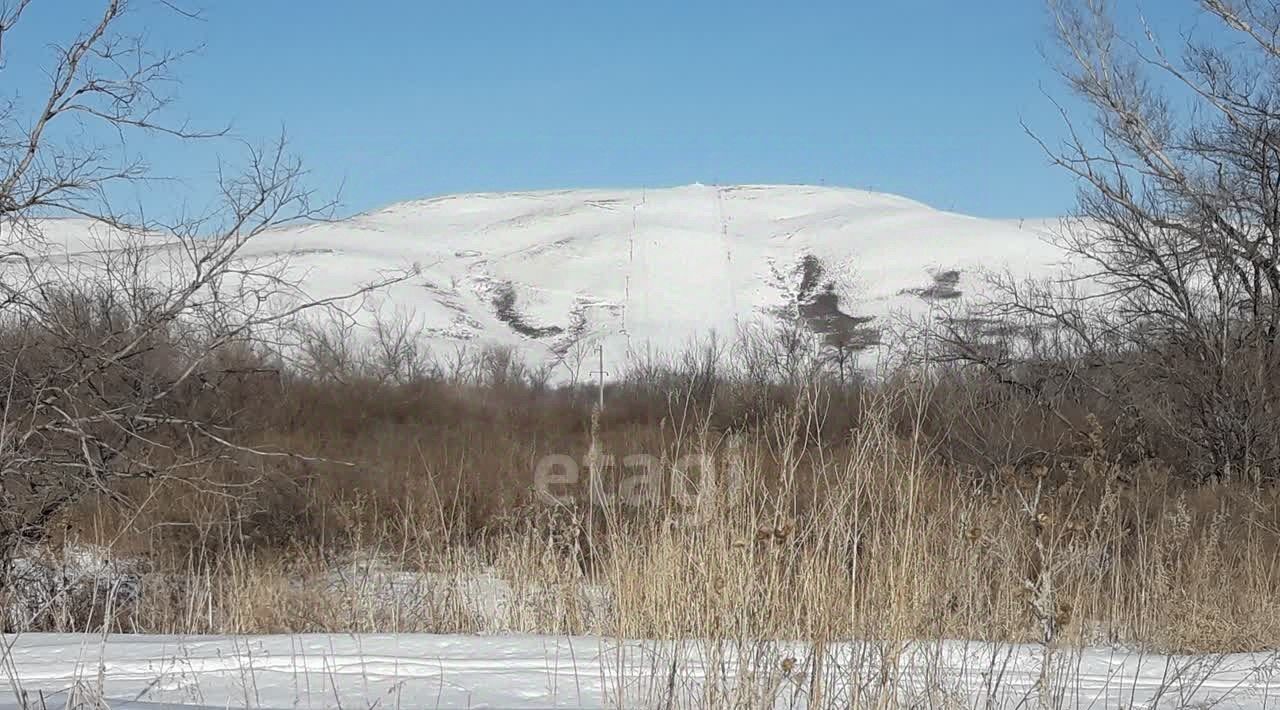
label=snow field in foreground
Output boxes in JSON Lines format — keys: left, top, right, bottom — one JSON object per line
{"left": 2, "top": 633, "right": 1278, "bottom": 709}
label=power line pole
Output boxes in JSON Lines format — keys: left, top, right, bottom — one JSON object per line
{"left": 596, "top": 343, "right": 606, "bottom": 412}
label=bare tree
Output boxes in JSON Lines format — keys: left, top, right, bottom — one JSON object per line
{"left": 0, "top": 1, "right": 411, "bottom": 581}
{"left": 369, "top": 304, "right": 436, "bottom": 384}
{"left": 755, "top": 254, "right": 877, "bottom": 387}
{"left": 941, "top": 0, "right": 1280, "bottom": 481}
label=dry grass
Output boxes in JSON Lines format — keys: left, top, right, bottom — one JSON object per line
{"left": 6, "top": 362, "right": 1274, "bottom": 659}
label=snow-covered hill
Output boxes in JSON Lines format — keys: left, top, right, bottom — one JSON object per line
{"left": 22, "top": 185, "right": 1073, "bottom": 373}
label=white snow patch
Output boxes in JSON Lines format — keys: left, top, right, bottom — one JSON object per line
{"left": 0, "top": 633, "right": 1276, "bottom": 709}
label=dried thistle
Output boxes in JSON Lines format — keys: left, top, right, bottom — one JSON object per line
{"left": 1054, "top": 601, "right": 1073, "bottom": 629}
{"left": 773, "top": 519, "right": 795, "bottom": 544}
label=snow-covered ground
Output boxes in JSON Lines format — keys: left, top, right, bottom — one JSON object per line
{"left": 20, "top": 185, "right": 1072, "bottom": 373}
{"left": 1, "top": 633, "right": 1276, "bottom": 709}
{"left": 5, "top": 550, "right": 1275, "bottom": 708}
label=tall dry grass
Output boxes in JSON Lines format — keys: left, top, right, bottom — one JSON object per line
{"left": 10, "top": 361, "right": 1277, "bottom": 660}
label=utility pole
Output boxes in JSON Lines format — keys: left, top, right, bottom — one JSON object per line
{"left": 596, "top": 343, "right": 605, "bottom": 411}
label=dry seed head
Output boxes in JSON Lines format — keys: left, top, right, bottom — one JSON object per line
{"left": 964, "top": 526, "right": 983, "bottom": 544}
{"left": 944, "top": 592, "right": 960, "bottom": 613}
{"left": 1055, "top": 601, "right": 1073, "bottom": 629}
{"left": 1085, "top": 413, "right": 1105, "bottom": 453}
{"left": 773, "top": 519, "right": 795, "bottom": 543}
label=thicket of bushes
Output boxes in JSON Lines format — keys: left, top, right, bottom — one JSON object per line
{"left": 1, "top": 306, "right": 1274, "bottom": 654}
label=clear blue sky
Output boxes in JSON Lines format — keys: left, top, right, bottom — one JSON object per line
{"left": 8, "top": 1, "right": 1197, "bottom": 219}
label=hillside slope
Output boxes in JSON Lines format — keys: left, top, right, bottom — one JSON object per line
{"left": 24, "top": 185, "right": 1072, "bottom": 374}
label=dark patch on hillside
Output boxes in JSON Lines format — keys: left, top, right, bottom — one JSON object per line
{"left": 492, "top": 281, "right": 564, "bottom": 338}
{"left": 902, "top": 269, "right": 963, "bottom": 301}
{"left": 770, "top": 254, "right": 882, "bottom": 353}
